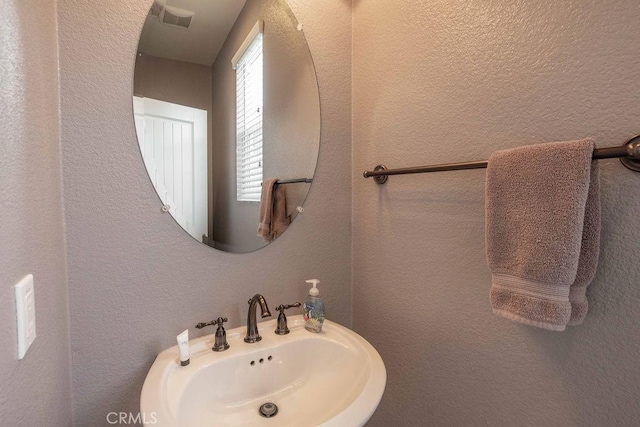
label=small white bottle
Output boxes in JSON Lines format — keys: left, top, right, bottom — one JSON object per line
{"left": 302, "top": 279, "right": 325, "bottom": 333}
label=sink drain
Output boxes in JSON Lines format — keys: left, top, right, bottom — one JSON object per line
{"left": 259, "top": 402, "right": 279, "bottom": 418}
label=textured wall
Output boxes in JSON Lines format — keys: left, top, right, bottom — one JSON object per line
{"left": 210, "top": 0, "right": 321, "bottom": 253}
{"left": 0, "top": 0, "right": 72, "bottom": 425}
{"left": 133, "top": 54, "right": 212, "bottom": 113}
{"left": 353, "top": 0, "right": 640, "bottom": 425}
{"left": 57, "top": 0, "right": 351, "bottom": 424}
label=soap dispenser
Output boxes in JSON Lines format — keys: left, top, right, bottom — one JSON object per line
{"left": 302, "top": 279, "right": 325, "bottom": 333}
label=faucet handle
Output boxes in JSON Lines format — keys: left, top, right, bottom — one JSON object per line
{"left": 276, "top": 302, "right": 301, "bottom": 312}
{"left": 275, "top": 302, "right": 301, "bottom": 335}
{"left": 212, "top": 317, "right": 229, "bottom": 352}
{"left": 195, "top": 320, "right": 214, "bottom": 329}
{"left": 196, "top": 317, "right": 228, "bottom": 329}
{"left": 196, "top": 317, "right": 230, "bottom": 351}
{"left": 214, "top": 317, "right": 228, "bottom": 325}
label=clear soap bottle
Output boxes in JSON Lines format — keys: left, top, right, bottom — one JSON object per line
{"left": 302, "top": 279, "right": 325, "bottom": 333}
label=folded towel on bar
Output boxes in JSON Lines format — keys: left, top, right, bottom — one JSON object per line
{"left": 485, "top": 139, "right": 601, "bottom": 331}
{"left": 568, "top": 161, "right": 601, "bottom": 325}
{"left": 257, "top": 178, "right": 290, "bottom": 242}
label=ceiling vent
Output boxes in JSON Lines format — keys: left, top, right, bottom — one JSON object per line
{"left": 160, "top": 5, "right": 195, "bottom": 29}
{"left": 149, "top": 1, "right": 195, "bottom": 29}
{"left": 149, "top": 1, "right": 164, "bottom": 17}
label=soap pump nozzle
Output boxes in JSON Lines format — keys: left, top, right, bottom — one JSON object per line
{"left": 305, "top": 279, "right": 320, "bottom": 296}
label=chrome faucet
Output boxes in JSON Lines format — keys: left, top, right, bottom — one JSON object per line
{"left": 245, "top": 294, "right": 271, "bottom": 343}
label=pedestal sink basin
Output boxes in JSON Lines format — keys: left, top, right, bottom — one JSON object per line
{"left": 140, "top": 315, "right": 386, "bottom": 426}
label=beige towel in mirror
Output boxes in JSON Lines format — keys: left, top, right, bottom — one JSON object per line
{"left": 258, "top": 179, "right": 290, "bottom": 242}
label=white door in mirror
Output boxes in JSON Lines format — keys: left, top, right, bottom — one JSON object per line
{"left": 15, "top": 274, "right": 36, "bottom": 359}
{"left": 133, "top": 96, "right": 208, "bottom": 241}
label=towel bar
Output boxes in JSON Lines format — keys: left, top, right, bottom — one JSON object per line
{"left": 260, "top": 178, "right": 313, "bottom": 186}
{"left": 363, "top": 135, "right": 640, "bottom": 185}
{"left": 276, "top": 178, "right": 313, "bottom": 185}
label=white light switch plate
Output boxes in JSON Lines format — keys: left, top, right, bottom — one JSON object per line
{"left": 15, "top": 274, "right": 36, "bottom": 359}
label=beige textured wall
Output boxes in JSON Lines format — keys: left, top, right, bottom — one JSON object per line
{"left": 58, "top": 0, "right": 351, "bottom": 424}
{"left": 210, "top": 0, "right": 320, "bottom": 253}
{"left": 353, "top": 0, "right": 640, "bottom": 425}
{"left": 0, "top": 0, "right": 72, "bottom": 425}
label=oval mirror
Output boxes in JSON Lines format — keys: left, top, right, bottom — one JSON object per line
{"left": 133, "top": 0, "right": 320, "bottom": 253}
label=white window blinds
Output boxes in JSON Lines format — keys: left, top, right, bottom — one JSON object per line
{"left": 235, "top": 28, "right": 263, "bottom": 202}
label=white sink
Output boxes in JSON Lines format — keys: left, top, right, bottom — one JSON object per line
{"left": 140, "top": 315, "right": 386, "bottom": 427}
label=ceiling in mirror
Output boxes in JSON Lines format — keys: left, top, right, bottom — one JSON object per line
{"left": 138, "top": 0, "right": 247, "bottom": 65}
{"left": 133, "top": 0, "right": 320, "bottom": 253}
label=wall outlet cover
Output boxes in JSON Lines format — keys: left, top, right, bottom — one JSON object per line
{"left": 15, "top": 274, "right": 36, "bottom": 359}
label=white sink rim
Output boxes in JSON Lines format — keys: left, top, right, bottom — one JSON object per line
{"left": 140, "top": 316, "right": 386, "bottom": 427}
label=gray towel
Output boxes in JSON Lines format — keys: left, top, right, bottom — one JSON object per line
{"left": 567, "top": 162, "right": 601, "bottom": 325}
{"left": 485, "top": 139, "right": 601, "bottom": 331}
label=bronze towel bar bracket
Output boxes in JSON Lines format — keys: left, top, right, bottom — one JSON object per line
{"left": 363, "top": 135, "right": 640, "bottom": 185}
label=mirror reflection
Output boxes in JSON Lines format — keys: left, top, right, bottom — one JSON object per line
{"left": 133, "top": 0, "right": 320, "bottom": 253}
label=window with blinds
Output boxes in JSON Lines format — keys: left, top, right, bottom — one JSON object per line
{"left": 235, "top": 28, "right": 263, "bottom": 202}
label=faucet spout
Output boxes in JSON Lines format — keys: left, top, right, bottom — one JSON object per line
{"left": 244, "top": 294, "right": 271, "bottom": 343}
